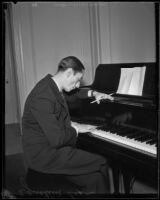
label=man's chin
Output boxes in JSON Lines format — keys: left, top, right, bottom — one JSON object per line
{"left": 65, "top": 88, "right": 72, "bottom": 92}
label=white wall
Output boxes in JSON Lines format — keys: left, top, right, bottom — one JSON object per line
{"left": 5, "top": 9, "right": 19, "bottom": 124}
{"left": 11, "top": 2, "right": 94, "bottom": 116}
{"left": 8, "top": 2, "right": 156, "bottom": 122}
{"left": 99, "top": 2, "right": 155, "bottom": 63}
{"left": 31, "top": 2, "right": 93, "bottom": 83}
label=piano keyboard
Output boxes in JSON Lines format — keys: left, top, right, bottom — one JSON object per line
{"left": 76, "top": 122, "right": 157, "bottom": 157}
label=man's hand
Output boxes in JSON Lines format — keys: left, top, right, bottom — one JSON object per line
{"left": 71, "top": 121, "right": 97, "bottom": 134}
{"left": 91, "top": 91, "right": 114, "bottom": 104}
{"left": 112, "top": 112, "right": 132, "bottom": 125}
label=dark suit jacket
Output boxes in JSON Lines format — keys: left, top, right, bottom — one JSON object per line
{"left": 22, "top": 74, "right": 106, "bottom": 175}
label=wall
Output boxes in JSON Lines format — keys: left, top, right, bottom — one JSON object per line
{"left": 30, "top": 2, "right": 93, "bottom": 83}
{"left": 10, "top": 2, "right": 94, "bottom": 116}
{"left": 99, "top": 2, "right": 155, "bottom": 63}
{"left": 7, "top": 2, "right": 156, "bottom": 121}
{"left": 5, "top": 9, "right": 19, "bottom": 124}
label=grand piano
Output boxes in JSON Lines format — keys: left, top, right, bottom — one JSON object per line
{"left": 66, "top": 62, "right": 158, "bottom": 195}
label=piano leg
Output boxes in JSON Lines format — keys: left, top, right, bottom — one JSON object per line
{"left": 121, "top": 167, "right": 134, "bottom": 194}
{"left": 111, "top": 163, "right": 134, "bottom": 194}
{"left": 111, "top": 164, "right": 121, "bottom": 194}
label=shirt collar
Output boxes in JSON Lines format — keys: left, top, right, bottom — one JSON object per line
{"left": 51, "top": 76, "right": 62, "bottom": 92}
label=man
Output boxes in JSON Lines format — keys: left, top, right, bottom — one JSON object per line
{"left": 22, "top": 56, "right": 113, "bottom": 194}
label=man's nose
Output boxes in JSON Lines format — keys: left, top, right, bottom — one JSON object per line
{"left": 76, "top": 85, "right": 79, "bottom": 88}
{"left": 75, "top": 83, "right": 80, "bottom": 88}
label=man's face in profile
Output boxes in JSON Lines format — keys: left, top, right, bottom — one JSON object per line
{"left": 64, "top": 69, "right": 84, "bottom": 92}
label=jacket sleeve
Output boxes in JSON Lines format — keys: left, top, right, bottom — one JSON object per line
{"left": 76, "top": 88, "right": 91, "bottom": 98}
{"left": 30, "top": 96, "right": 77, "bottom": 148}
{"left": 64, "top": 88, "right": 91, "bottom": 102}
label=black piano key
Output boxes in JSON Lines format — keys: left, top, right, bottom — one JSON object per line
{"left": 110, "top": 127, "right": 121, "bottom": 133}
{"left": 115, "top": 130, "right": 131, "bottom": 136}
{"left": 146, "top": 138, "right": 157, "bottom": 145}
{"left": 126, "top": 131, "right": 142, "bottom": 139}
{"left": 118, "top": 128, "right": 137, "bottom": 136}
{"left": 97, "top": 125, "right": 112, "bottom": 132}
{"left": 124, "top": 130, "right": 140, "bottom": 137}
{"left": 112, "top": 126, "right": 142, "bottom": 138}
{"left": 109, "top": 125, "right": 141, "bottom": 138}
{"left": 133, "top": 131, "right": 148, "bottom": 140}
{"left": 146, "top": 136, "right": 156, "bottom": 144}
{"left": 110, "top": 126, "right": 128, "bottom": 134}
{"left": 97, "top": 125, "right": 157, "bottom": 146}
{"left": 135, "top": 133, "right": 153, "bottom": 142}
{"left": 143, "top": 135, "right": 156, "bottom": 143}
{"left": 116, "top": 127, "right": 136, "bottom": 136}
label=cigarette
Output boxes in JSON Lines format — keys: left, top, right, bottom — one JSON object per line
{"left": 90, "top": 99, "right": 101, "bottom": 104}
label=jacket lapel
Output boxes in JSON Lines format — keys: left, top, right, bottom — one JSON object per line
{"left": 46, "top": 74, "right": 68, "bottom": 110}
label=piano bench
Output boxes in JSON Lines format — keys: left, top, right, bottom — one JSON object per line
{"left": 19, "top": 168, "right": 83, "bottom": 195}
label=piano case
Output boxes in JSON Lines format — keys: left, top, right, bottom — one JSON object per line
{"left": 67, "top": 62, "right": 158, "bottom": 195}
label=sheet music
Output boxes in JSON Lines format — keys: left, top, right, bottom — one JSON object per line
{"left": 117, "top": 66, "right": 146, "bottom": 96}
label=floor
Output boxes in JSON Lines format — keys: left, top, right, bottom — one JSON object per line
{"left": 3, "top": 124, "right": 25, "bottom": 197}
{"left": 4, "top": 123, "right": 158, "bottom": 197}
{"left": 5, "top": 123, "right": 23, "bottom": 156}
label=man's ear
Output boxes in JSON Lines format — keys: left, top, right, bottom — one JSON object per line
{"left": 65, "top": 68, "right": 74, "bottom": 78}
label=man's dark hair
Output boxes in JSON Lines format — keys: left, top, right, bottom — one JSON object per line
{"left": 58, "top": 56, "right": 85, "bottom": 73}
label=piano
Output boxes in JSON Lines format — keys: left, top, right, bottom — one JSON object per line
{"left": 66, "top": 62, "right": 158, "bottom": 194}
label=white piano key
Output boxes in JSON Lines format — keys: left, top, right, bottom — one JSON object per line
{"left": 90, "top": 129, "right": 157, "bottom": 155}
{"left": 74, "top": 121, "right": 157, "bottom": 157}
